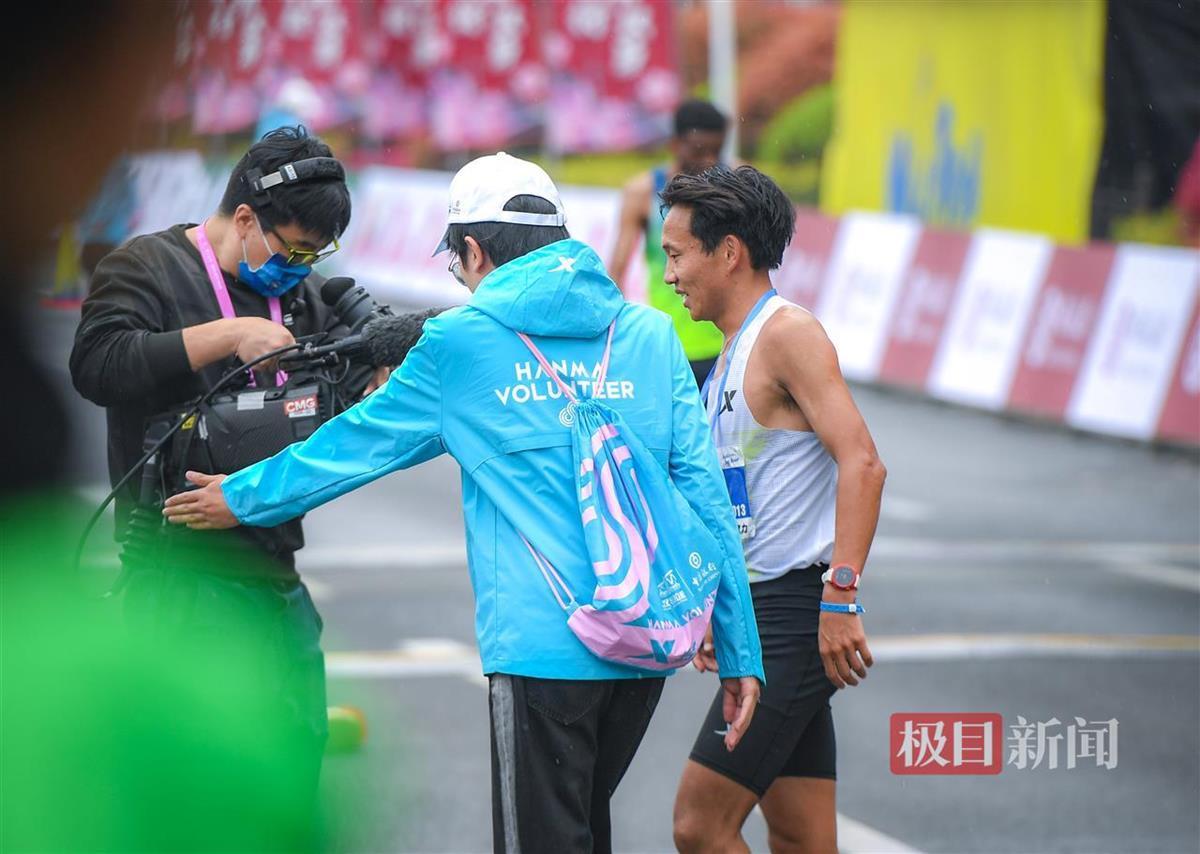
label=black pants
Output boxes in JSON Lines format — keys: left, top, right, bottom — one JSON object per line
{"left": 122, "top": 561, "right": 328, "bottom": 852}
{"left": 489, "top": 674, "right": 665, "bottom": 854}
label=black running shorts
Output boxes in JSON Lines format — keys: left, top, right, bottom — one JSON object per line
{"left": 688, "top": 566, "right": 837, "bottom": 797}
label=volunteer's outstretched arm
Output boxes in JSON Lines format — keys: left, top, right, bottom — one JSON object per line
{"left": 164, "top": 320, "right": 446, "bottom": 530}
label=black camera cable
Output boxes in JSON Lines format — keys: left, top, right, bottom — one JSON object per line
{"left": 73, "top": 343, "right": 306, "bottom": 596}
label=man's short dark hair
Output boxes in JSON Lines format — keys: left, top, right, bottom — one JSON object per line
{"left": 445, "top": 195, "right": 570, "bottom": 269}
{"left": 220, "top": 126, "right": 351, "bottom": 243}
{"left": 674, "top": 99, "right": 728, "bottom": 137}
{"left": 660, "top": 166, "right": 795, "bottom": 271}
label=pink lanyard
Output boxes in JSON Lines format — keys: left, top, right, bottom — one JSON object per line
{"left": 195, "top": 220, "right": 286, "bottom": 386}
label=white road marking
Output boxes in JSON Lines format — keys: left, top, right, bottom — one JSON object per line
{"left": 324, "top": 633, "right": 1199, "bottom": 682}
{"left": 837, "top": 812, "right": 926, "bottom": 854}
{"left": 1092, "top": 561, "right": 1200, "bottom": 593}
{"left": 303, "top": 577, "right": 332, "bottom": 602}
{"left": 299, "top": 537, "right": 1200, "bottom": 593}
{"left": 880, "top": 496, "right": 935, "bottom": 523}
{"left": 297, "top": 537, "right": 1198, "bottom": 576}
{"left": 870, "top": 633, "right": 1199, "bottom": 660}
{"left": 78, "top": 541, "right": 469, "bottom": 573}
{"left": 747, "top": 805, "right": 927, "bottom": 854}
{"left": 299, "top": 538, "right": 1199, "bottom": 571}
{"left": 325, "top": 638, "right": 485, "bottom": 685}
{"left": 870, "top": 537, "right": 1199, "bottom": 565}
{"left": 298, "top": 542, "right": 467, "bottom": 571}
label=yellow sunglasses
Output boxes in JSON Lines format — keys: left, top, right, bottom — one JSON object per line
{"left": 268, "top": 226, "right": 340, "bottom": 267}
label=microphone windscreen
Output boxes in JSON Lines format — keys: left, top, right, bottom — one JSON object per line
{"left": 362, "top": 310, "right": 442, "bottom": 367}
{"left": 320, "top": 277, "right": 356, "bottom": 306}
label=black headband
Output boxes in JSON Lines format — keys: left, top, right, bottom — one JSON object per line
{"left": 245, "top": 157, "right": 346, "bottom": 205}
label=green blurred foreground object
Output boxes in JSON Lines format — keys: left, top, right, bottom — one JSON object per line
{"left": 0, "top": 493, "right": 325, "bottom": 852}
{"left": 326, "top": 705, "right": 368, "bottom": 753}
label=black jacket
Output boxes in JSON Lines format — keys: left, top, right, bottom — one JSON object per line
{"left": 70, "top": 223, "right": 338, "bottom": 577}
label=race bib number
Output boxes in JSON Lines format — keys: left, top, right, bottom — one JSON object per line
{"left": 718, "top": 445, "right": 755, "bottom": 540}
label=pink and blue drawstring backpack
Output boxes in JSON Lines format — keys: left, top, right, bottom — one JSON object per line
{"left": 516, "top": 321, "right": 724, "bottom": 672}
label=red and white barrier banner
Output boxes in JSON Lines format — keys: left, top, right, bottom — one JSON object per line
{"left": 928, "top": 230, "right": 1054, "bottom": 410}
{"left": 1157, "top": 297, "right": 1200, "bottom": 444}
{"left": 814, "top": 213, "right": 921, "bottom": 382}
{"left": 107, "top": 154, "right": 1200, "bottom": 445}
{"left": 1007, "top": 244, "right": 1114, "bottom": 421}
{"left": 1066, "top": 246, "right": 1199, "bottom": 440}
{"left": 772, "top": 208, "right": 840, "bottom": 312}
{"left": 877, "top": 227, "right": 971, "bottom": 390}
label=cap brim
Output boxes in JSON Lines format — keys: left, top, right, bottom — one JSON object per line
{"left": 432, "top": 228, "right": 450, "bottom": 257}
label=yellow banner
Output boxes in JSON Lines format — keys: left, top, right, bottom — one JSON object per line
{"left": 821, "top": 0, "right": 1104, "bottom": 243}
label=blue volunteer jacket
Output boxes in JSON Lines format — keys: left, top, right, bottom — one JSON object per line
{"left": 221, "top": 239, "right": 764, "bottom": 681}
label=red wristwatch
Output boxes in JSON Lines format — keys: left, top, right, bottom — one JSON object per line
{"left": 821, "top": 565, "right": 860, "bottom": 591}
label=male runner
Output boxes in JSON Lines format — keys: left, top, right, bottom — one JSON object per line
{"left": 661, "top": 166, "right": 886, "bottom": 854}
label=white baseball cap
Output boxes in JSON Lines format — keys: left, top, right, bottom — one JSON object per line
{"left": 433, "top": 152, "right": 566, "bottom": 255}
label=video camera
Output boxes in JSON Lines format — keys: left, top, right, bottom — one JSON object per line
{"left": 86, "top": 277, "right": 437, "bottom": 583}
{"left": 151, "top": 276, "right": 399, "bottom": 496}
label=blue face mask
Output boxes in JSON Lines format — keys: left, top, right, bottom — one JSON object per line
{"left": 238, "top": 227, "right": 312, "bottom": 298}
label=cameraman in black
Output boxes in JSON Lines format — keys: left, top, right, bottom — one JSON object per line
{"left": 69, "top": 126, "right": 374, "bottom": 846}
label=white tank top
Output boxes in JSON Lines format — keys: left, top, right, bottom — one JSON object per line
{"left": 704, "top": 294, "right": 837, "bottom": 582}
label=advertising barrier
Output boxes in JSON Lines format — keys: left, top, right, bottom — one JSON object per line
{"left": 68, "top": 155, "right": 1200, "bottom": 446}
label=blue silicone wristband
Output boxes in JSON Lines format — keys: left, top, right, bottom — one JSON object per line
{"left": 819, "top": 601, "right": 865, "bottom": 615}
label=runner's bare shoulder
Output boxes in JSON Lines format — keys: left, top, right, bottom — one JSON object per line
{"left": 760, "top": 304, "right": 840, "bottom": 375}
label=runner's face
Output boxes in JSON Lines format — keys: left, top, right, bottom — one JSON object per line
{"left": 672, "top": 129, "right": 724, "bottom": 175}
{"left": 662, "top": 205, "right": 722, "bottom": 322}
